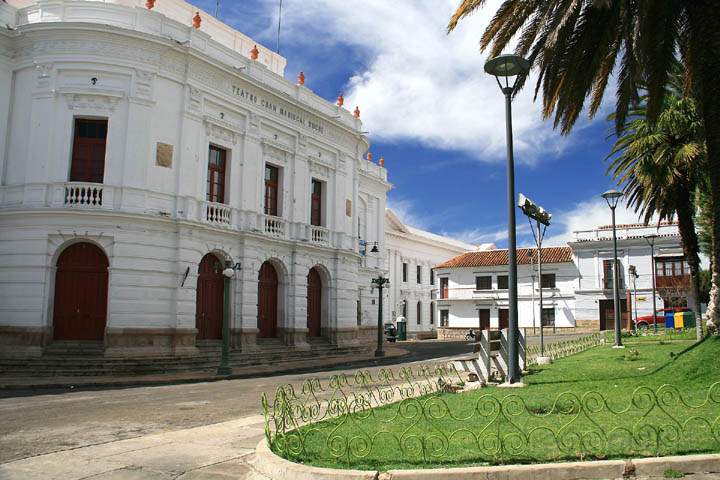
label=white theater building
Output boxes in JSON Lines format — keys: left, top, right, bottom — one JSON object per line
{"left": 383, "top": 209, "right": 477, "bottom": 339}
{"left": 0, "top": 0, "right": 390, "bottom": 357}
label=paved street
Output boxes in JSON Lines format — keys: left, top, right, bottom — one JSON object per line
{"left": 0, "top": 340, "right": 472, "bottom": 465}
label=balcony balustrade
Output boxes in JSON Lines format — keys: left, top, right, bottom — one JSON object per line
{"left": 309, "top": 225, "right": 329, "bottom": 245}
{"left": 264, "top": 215, "right": 286, "bottom": 239}
{"left": 64, "top": 182, "right": 104, "bottom": 207}
{"left": 203, "top": 201, "right": 232, "bottom": 227}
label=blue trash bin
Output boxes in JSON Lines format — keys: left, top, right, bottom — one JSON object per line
{"left": 665, "top": 310, "right": 675, "bottom": 329}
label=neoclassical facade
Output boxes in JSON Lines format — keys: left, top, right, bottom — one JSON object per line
{"left": 0, "top": 0, "right": 390, "bottom": 357}
{"left": 384, "top": 209, "right": 477, "bottom": 338}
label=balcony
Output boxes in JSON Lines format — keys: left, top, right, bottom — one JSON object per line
{"left": 63, "top": 182, "right": 105, "bottom": 208}
{"left": 203, "top": 201, "right": 232, "bottom": 227}
{"left": 656, "top": 274, "right": 691, "bottom": 290}
{"left": 264, "top": 215, "right": 286, "bottom": 239}
{"left": 309, "top": 225, "right": 329, "bottom": 246}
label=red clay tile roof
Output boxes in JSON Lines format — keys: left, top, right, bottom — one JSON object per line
{"left": 435, "top": 246, "right": 573, "bottom": 269}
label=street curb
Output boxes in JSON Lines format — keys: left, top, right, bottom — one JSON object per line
{"left": 0, "top": 348, "right": 411, "bottom": 393}
{"left": 254, "top": 439, "right": 720, "bottom": 480}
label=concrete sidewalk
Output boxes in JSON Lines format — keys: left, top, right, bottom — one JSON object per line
{"left": 0, "top": 414, "right": 269, "bottom": 479}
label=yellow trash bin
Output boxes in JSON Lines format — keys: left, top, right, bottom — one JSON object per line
{"left": 673, "top": 311, "right": 684, "bottom": 329}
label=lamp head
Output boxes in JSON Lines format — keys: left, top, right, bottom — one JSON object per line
{"left": 601, "top": 189, "right": 623, "bottom": 209}
{"left": 370, "top": 244, "right": 379, "bottom": 253}
{"left": 484, "top": 54, "right": 530, "bottom": 94}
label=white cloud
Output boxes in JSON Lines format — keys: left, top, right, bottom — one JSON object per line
{"left": 386, "top": 197, "right": 429, "bottom": 230}
{"left": 542, "top": 198, "right": 653, "bottom": 247}
{"left": 274, "top": 0, "right": 567, "bottom": 163}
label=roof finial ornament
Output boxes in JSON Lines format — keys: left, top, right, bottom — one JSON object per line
{"left": 337, "top": 94, "right": 344, "bottom": 107}
{"left": 354, "top": 106, "right": 360, "bottom": 118}
{"left": 366, "top": 152, "right": 373, "bottom": 162}
{"left": 192, "top": 11, "right": 202, "bottom": 29}
{"left": 297, "top": 71, "right": 305, "bottom": 86}
{"left": 250, "top": 45, "right": 259, "bottom": 60}
{"left": 145, "top": 0, "right": 155, "bottom": 9}
{"left": 379, "top": 156, "right": 385, "bottom": 167}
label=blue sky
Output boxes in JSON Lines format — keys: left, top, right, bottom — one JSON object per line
{"left": 190, "top": 0, "right": 645, "bottom": 247}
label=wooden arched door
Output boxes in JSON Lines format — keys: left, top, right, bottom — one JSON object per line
{"left": 307, "top": 267, "right": 322, "bottom": 337}
{"left": 53, "top": 242, "right": 109, "bottom": 341}
{"left": 258, "top": 261, "right": 278, "bottom": 338}
{"left": 195, "top": 254, "right": 224, "bottom": 340}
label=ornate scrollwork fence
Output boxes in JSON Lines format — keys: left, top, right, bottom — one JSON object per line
{"left": 262, "top": 364, "right": 720, "bottom": 469}
{"left": 526, "top": 333, "right": 603, "bottom": 364}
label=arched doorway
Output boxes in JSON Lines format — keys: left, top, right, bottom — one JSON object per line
{"left": 196, "top": 254, "right": 224, "bottom": 340}
{"left": 307, "top": 267, "right": 322, "bottom": 337}
{"left": 53, "top": 242, "right": 109, "bottom": 341}
{"left": 258, "top": 261, "right": 278, "bottom": 338}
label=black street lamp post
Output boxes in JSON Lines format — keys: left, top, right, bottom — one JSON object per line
{"left": 371, "top": 276, "right": 390, "bottom": 358}
{"left": 644, "top": 234, "right": 659, "bottom": 333}
{"left": 485, "top": 54, "right": 530, "bottom": 384}
{"left": 602, "top": 189, "right": 624, "bottom": 348}
{"left": 218, "top": 260, "right": 241, "bottom": 376}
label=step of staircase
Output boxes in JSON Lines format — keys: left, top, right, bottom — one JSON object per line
{"left": 0, "top": 343, "right": 371, "bottom": 378}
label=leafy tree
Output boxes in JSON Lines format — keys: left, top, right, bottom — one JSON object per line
{"left": 447, "top": 0, "right": 720, "bottom": 325}
{"left": 606, "top": 75, "right": 704, "bottom": 339}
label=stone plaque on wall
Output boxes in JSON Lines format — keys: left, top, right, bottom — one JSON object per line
{"left": 156, "top": 142, "right": 173, "bottom": 168}
{"left": 346, "top": 199, "right": 352, "bottom": 217}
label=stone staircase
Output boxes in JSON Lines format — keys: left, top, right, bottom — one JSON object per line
{"left": 0, "top": 341, "right": 370, "bottom": 378}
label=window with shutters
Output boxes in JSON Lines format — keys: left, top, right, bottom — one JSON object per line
{"left": 440, "top": 278, "right": 449, "bottom": 299}
{"left": 206, "top": 145, "right": 227, "bottom": 204}
{"left": 475, "top": 276, "right": 491, "bottom": 290}
{"left": 310, "top": 179, "right": 322, "bottom": 226}
{"left": 70, "top": 118, "right": 108, "bottom": 183}
{"left": 264, "top": 165, "right": 280, "bottom": 216}
{"left": 541, "top": 273, "right": 556, "bottom": 288}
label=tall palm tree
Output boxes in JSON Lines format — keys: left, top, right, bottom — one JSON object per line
{"left": 448, "top": 0, "right": 720, "bottom": 321}
{"left": 607, "top": 78, "right": 704, "bottom": 339}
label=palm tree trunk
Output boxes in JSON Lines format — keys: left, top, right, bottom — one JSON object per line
{"left": 708, "top": 255, "right": 720, "bottom": 329}
{"left": 686, "top": 0, "right": 720, "bottom": 336}
{"left": 675, "top": 194, "right": 703, "bottom": 340}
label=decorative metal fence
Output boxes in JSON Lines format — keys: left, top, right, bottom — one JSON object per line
{"left": 262, "top": 364, "right": 720, "bottom": 469}
{"left": 526, "top": 333, "right": 604, "bottom": 364}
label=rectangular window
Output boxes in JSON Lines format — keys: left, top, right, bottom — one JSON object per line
{"left": 429, "top": 304, "right": 434, "bottom": 325}
{"left": 603, "top": 260, "right": 613, "bottom": 290}
{"left": 475, "top": 276, "right": 491, "bottom": 290}
{"left": 440, "top": 309, "right": 449, "bottom": 327}
{"left": 416, "top": 265, "right": 422, "bottom": 284}
{"left": 310, "top": 179, "right": 322, "bottom": 226}
{"left": 206, "top": 145, "right": 227, "bottom": 204}
{"left": 541, "top": 308, "right": 555, "bottom": 327}
{"left": 402, "top": 263, "right": 408, "bottom": 283}
{"left": 541, "top": 273, "right": 556, "bottom": 289}
{"left": 416, "top": 302, "right": 422, "bottom": 325}
{"left": 440, "top": 278, "right": 448, "bottom": 299}
{"left": 264, "top": 165, "right": 279, "bottom": 216}
{"left": 70, "top": 118, "right": 108, "bottom": 183}
{"left": 497, "top": 275, "right": 508, "bottom": 290}
{"left": 430, "top": 270, "right": 435, "bottom": 286}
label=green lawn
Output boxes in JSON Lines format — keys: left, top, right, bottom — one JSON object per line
{"left": 270, "top": 335, "right": 720, "bottom": 470}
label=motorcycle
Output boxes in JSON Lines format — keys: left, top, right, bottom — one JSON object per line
{"left": 464, "top": 329, "right": 476, "bottom": 341}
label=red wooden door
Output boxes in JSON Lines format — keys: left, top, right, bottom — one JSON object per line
{"left": 478, "top": 309, "right": 490, "bottom": 330}
{"left": 307, "top": 267, "right": 322, "bottom": 337}
{"left": 70, "top": 119, "right": 107, "bottom": 183}
{"left": 53, "top": 242, "right": 108, "bottom": 341}
{"left": 498, "top": 309, "right": 509, "bottom": 330}
{"left": 195, "top": 254, "right": 224, "bottom": 340}
{"left": 258, "top": 261, "right": 278, "bottom": 338}
{"left": 206, "top": 145, "right": 227, "bottom": 204}
{"left": 310, "top": 180, "right": 322, "bottom": 226}
{"left": 264, "top": 165, "right": 279, "bottom": 216}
